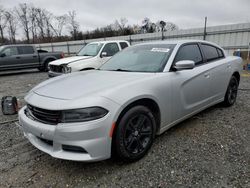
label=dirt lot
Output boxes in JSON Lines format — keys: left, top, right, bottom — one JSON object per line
{"left": 0, "top": 70, "right": 249, "bottom": 188}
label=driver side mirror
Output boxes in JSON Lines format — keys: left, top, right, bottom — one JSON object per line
{"left": 173, "top": 60, "right": 195, "bottom": 71}
{"left": 0, "top": 53, "right": 6, "bottom": 57}
{"left": 101, "top": 52, "right": 108, "bottom": 58}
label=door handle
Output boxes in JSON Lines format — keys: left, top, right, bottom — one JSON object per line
{"left": 204, "top": 73, "right": 210, "bottom": 78}
{"left": 16, "top": 56, "right": 21, "bottom": 59}
{"left": 33, "top": 55, "right": 37, "bottom": 58}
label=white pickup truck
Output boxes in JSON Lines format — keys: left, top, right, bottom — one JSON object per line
{"left": 48, "top": 40, "right": 130, "bottom": 77}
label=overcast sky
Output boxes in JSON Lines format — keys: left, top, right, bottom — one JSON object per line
{"left": 1, "top": 0, "right": 250, "bottom": 37}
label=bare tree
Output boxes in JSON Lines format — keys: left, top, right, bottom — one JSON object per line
{"left": 29, "top": 5, "right": 38, "bottom": 43}
{"left": 0, "top": 6, "right": 7, "bottom": 43}
{"left": 35, "top": 8, "right": 45, "bottom": 40}
{"left": 43, "top": 10, "right": 53, "bottom": 40}
{"left": 50, "top": 15, "right": 67, "bottom": 37}
{"left": 67, "top": 10, "right": 79, "bottom": 40}
{"left": 15, "top": 3, "right": 30, "bottom": 43}
{"left": 114, "top": 17, "right": 128, "bottom": 34}
{"left": 165, "top": 22, "right": 178, "bottom": 31}
{"left": 5, "top": 10, "right": 17, "bottom": 43}
{"left": 141, "top": 17, "right": 151, "bottom": 33}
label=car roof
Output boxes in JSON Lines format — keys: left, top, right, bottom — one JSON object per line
{"left": 0, "top": 44, "right": 34, "bottom": 48}
{"left": 138, "top": 39, "right": 222, "bottom": 48}
{"left": 89, "top": 40, "right": 129, "bottom": 45}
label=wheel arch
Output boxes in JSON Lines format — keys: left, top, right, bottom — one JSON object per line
{"left": 42, "top": 56, "right": 56, "bottom": 64}
{"left": 114, "top": 97, "right": 161, "bottom": 135}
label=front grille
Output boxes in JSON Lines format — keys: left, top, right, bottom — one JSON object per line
{"left": 26, "top": 104, "right": 61, "bottom": 125}
{"left": 50, "top": 65, "right": 63, "bottom": 73}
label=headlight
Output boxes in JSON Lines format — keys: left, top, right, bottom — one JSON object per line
{"left": 61, "top": 107, "right": 108, "bottom": 123}
{"left": 62, "top": 65, "right": 71, "bottom": 73}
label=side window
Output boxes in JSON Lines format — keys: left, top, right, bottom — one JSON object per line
{"left": 174, "top": 44, "right": 203, "bottom": 65}
{"left": 18, "top": 46, "right": 35, "bottom": 55}
{"left": 119, "top": 42, "right": 128, "bottom": 49}
{"left": 102, "top": 43, "right": 120, "bottom": 56}
{"left": 201, "top": 44, "right": 219, "bottom": 62}
{"left": 217, "top": 48, "right": 224, "bottom": 58}
{"left": 2, "top": 47, "right": 18, "bottom": 56}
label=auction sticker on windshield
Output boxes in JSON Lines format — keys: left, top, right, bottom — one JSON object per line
{"left": 151, "top": 48, "right": 170, "bottom": 53}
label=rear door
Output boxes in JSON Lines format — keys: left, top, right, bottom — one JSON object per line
{"left": 17, "top": 46, "right": 39, "bottom": 68}
{"left": 170, "top": 43, "right": 212, "bottom": 121}
{"left": 119, "top": 42, "right": 129, "bottom": 50}
{"left": 0, "top": 46, "right": 20, "bottom": 70}
{"left": 200, "top": 43, "right": 229, "bottom": 101}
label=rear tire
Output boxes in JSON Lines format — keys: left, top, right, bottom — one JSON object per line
{"left": 114, "top": 106, "right": 156, "bottom": 162}
{"left": 223, "top": 76, "right": 239, "bottom": 107}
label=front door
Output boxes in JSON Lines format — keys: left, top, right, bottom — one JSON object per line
{"left": 170, "top": 43, "right": 212, "bottom": 122}
{"left": 0, "top": 46, "right": 20, "bottom": 70}
{"left": 99, "top": 43, "right": 120, "bottom": 65}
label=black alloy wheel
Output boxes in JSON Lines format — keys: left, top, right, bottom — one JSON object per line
{"left": 114, "top": 105, "right": 156, "bottom": 162}
{"left": 124, "top": 114, "right": 153, "bottom": 154}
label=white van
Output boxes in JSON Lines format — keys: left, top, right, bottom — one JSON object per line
{"left": 48, "top": 40, "right": 130, "bottom": 77}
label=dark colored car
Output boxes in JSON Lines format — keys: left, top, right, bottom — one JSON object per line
{"left": 0, "top": 44, "right": 64, "bottom": 72}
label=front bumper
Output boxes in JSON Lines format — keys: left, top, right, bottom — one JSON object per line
{"left": 48, "top": 71, "right": 64, "bottom": 78}
{"left": 18, "top": 107, "right": 113, "bottom": 161}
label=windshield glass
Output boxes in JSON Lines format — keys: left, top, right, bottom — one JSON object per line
{"left": 0, "top": 46, "right": 4, "bottom": 52}
{"left": 100, "top": 44, "right": 176, "bottom": 72}
{"left": 77, "top": 43, "right": 103, "bottom": 56}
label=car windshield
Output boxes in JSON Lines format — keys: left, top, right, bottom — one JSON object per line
{"left": 100, "top": 44, "right": 176, "bottom": 72}
{"left": 77, "top": 43, "right": 104, "bottom": 56}
{"left": 0, "top": 46, "right": 4, "bottom": 52}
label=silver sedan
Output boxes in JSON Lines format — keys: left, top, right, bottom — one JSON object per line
{"left": 18, "top": 40, "right": 242, "bottom": 162}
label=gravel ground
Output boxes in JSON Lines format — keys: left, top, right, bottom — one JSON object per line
{"left": 0, "top": 70, "right": 249, "bottom": 188}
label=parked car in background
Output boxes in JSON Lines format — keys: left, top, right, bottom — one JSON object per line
{"left": 0, "top": 44, "right": 64, "bottom": 72}
{"left": 48, "top": 40, "right": 130, "bottom": 77}
{"left": 18, "top": 40, "right": 242, "bottom": 162}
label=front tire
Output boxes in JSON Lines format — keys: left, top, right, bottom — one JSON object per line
{"left": 114, "top": 106, "right": 156, "bottom": 162}
{"left": 223, "top": 76, "right": 239, "bottom": 107}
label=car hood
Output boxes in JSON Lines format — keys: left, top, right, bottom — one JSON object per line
{"left": 32, "top": 70, "right": 154, "bottom": 100}
{"left": 49, "top": 56, "right": 93, "bottom": 66}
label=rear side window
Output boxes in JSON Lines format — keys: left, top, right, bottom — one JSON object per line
{"left": 201, "top": 44, "right": 219, "bottom": 62}
{"left": 102, "top": 43, "right": 120, "bottom": 56}
{"left": 18, "top": 46, "right": 35, "bottom": 55}
{"left": 119, "top": 42, "right": 129, "bottom": 49}
{"left": 174, "top": 44, "right": 203, "bottom": 65}
{"left": 217, "top": 48, "right": 224, "bottom": 58}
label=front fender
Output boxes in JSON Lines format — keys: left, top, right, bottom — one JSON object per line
{"left": 111, "top": 94, "right": 160, "bottom": 123}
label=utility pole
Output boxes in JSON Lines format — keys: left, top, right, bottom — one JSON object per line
{"left": 203, "top": 17, "right": 207, "bottom": 40}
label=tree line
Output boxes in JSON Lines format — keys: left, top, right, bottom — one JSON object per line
{"left": 0, "top": 3, "right": 178, "bottom": 44}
